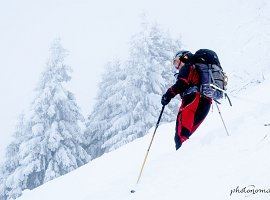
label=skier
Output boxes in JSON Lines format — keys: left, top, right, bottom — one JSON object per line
{"left": 161, "top": 50, "right": 212, "bottom": 150}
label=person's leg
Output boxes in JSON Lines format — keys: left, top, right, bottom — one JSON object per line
{"left": 191, "top": 96, "right": 212, "bottom": 134}
{"left": 174, "top": 111, "right": 183, "bottom": 150}
{"left": 174, "top": 92, "right": 200, "bottom": 150}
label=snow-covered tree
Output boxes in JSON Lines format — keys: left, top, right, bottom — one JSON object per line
{"left": 0, "top": 39, "right": 90, "bottom": 200}
{"left": 0, "top": 114, "right": 26, "bottom": 200}
{"left": 84, "top": 59, "right": 126, "bottom": 157}
{"left": 85, "top": 22, "right": 182, "bottom": 159}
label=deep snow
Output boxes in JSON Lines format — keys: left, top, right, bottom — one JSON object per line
{"left": 18, "top": 74, "right": 270, "bottom": 200}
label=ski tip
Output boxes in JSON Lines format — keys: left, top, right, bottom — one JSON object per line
{"left": 130, "top": 190, "right": 136, "bottom": 193}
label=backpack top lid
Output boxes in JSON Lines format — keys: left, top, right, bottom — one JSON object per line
{"left": 193, "top": 49, "right": 220, "bottom": 66}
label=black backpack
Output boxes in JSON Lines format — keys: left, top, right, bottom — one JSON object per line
{"left": 193, "top": 49, "right": 229, "bottom": 103}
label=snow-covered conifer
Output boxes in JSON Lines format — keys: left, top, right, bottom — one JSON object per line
{"left": 85, "top": 22, "right": 182, "bottom": 159}
{"left": 0, "top": 114, "right": 26, "bottom": 200}
{"left": 0, "top": 39, "right": 90, "bottom": 199}
{"left": 85, "top": 60, "right": 126, "bottom": 157}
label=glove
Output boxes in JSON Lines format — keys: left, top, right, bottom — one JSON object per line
{"left": 161, "top": 94, "right": 171, "bottom": 106}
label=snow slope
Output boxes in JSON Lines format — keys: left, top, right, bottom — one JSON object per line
{"left": 18, "top": 74, "right": 270, "bottom": 200}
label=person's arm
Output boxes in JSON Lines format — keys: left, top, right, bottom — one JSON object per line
{"left": 161, "top": 65, "right": 190, "bottom": 105}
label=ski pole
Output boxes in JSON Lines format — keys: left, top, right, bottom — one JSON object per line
{"left": 215, "top": 102, "right": 229, "bottom": 136}
{"left": 131, "top": 105, "right": 165, "bottom": 193}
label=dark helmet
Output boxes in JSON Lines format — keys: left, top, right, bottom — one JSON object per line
{"left": 172, "top": 50, "right": 193, "bottom": 69}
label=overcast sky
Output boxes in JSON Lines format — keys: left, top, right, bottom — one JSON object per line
{"left": 0, "top": 0, "right": 142, "bottom": 158}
